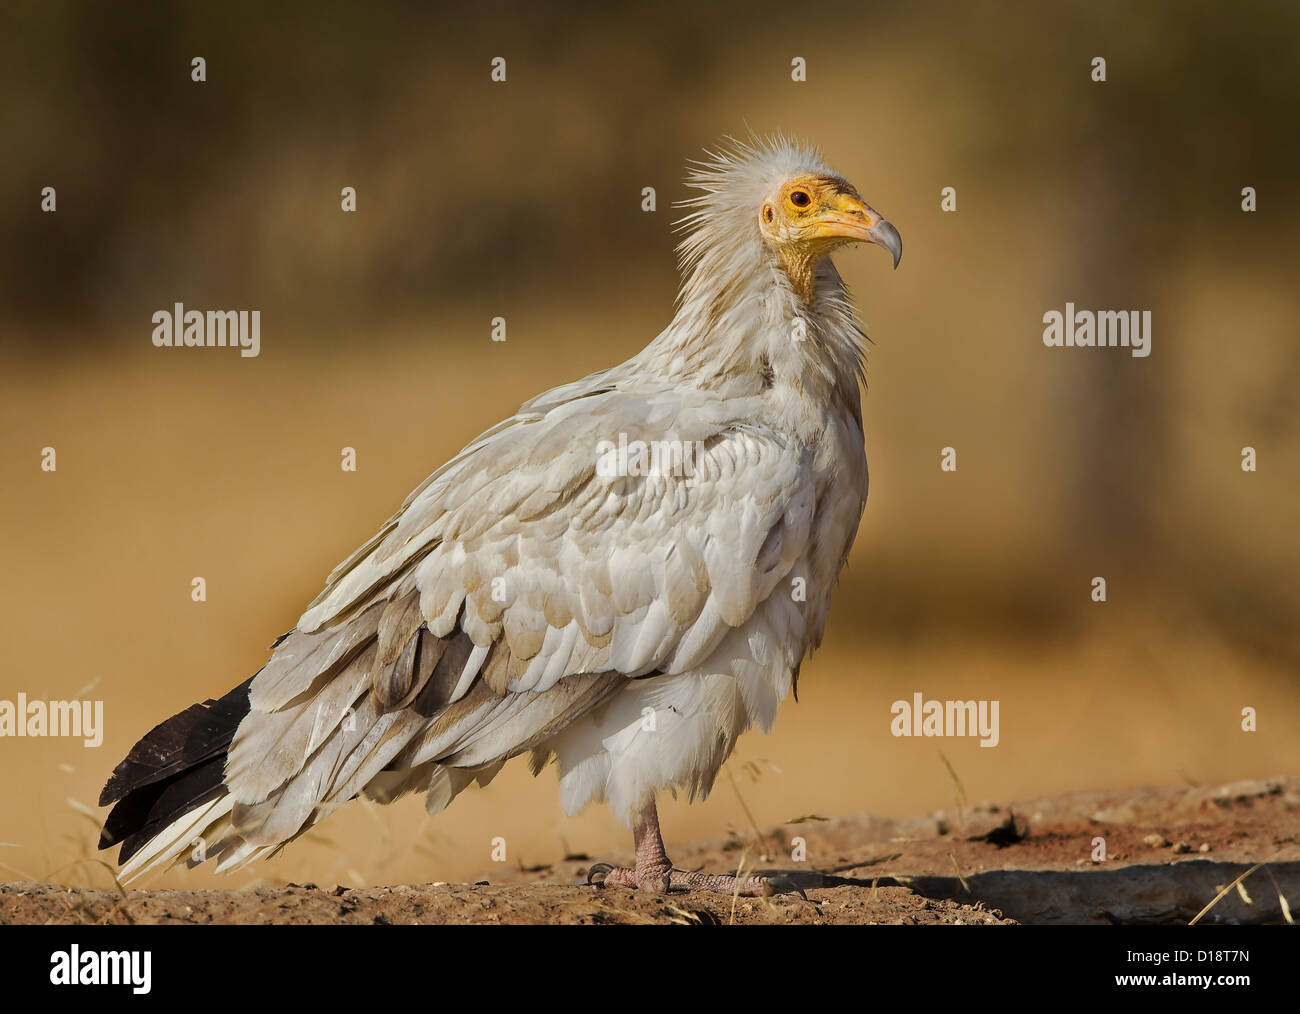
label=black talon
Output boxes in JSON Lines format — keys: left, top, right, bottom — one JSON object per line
{"left": 766, "top": 876, "right": 809, "bottom": 900}
{"left": 586, "top": 862, "right": 614, "bottom": 887}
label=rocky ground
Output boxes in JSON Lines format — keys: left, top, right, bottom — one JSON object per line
{"left": 3, "top": 777, "right": 1295, "bottom": 925}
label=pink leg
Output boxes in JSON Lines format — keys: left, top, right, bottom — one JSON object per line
{"left": 586, "top": 801, "right": 806, "bottom": 898}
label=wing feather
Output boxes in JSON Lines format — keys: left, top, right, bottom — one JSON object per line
{"left": 215, "top": 385, "right": 817, "bottom": 860}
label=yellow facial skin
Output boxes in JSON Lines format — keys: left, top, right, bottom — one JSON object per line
{"left": 760, "top": 173, "right": 901, "bottom": 302}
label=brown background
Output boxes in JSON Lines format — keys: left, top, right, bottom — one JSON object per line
{"left": 1, "top": 1, "right": 1296, "bottom": 890}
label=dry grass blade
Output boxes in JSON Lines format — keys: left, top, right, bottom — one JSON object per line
{"left": 1263, "top": 865, "right": 1294, "bottom": 925}
{"left": 725, "top": 767, "right": 766, "bottom": 846}
{"left": 938, "top": 751, "right": 968, "bottom": 831}
{"left": 948, "top": 852, "right": 970, "bottom": 893}
{"left": 729, "top": 848, "right": 751, "bottom": 926}
{"left": 1188, "top": 862, "right": 1264, "bottom": 926}
{"left": 665, "top": 905, "right": 703, "bottom": 925}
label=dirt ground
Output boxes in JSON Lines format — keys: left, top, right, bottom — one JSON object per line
{"left": 4, "top": 776, "right": 1294, "bottom": 926}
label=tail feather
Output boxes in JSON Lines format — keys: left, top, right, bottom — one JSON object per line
{"left": 118, "top": 795, "right": 233, "bottom": 881}
{"left": 98, "top": 677, "right": 253, "bottom": 864}
{"left": 98, "top": 605, "right": 624, "bottom": 879}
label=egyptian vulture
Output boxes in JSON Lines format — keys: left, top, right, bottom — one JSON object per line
{"left": 99, "top": 136, "right": 901, "bottom": 896}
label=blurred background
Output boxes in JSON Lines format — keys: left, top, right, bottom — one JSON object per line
{"left": 1, "top": 0, "right": 1296, "bottom": 891}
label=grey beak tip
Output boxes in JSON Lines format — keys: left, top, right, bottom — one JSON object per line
{"left": 872, "top": 218, "right": 902, "bottom": 270}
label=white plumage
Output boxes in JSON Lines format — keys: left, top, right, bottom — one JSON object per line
{"left": 102, "top": 136, "right": 899, "bottom": 888}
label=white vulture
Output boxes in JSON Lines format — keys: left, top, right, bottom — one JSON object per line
{"left": 99, "top": 136, "right": 901, "bottom": 896}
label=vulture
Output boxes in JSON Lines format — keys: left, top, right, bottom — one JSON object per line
{"left": 99, "top": 136, "right": 901, "bottom": 896}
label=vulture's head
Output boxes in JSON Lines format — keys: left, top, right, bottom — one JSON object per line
{"left": 757, "top": 172, "right": 901, "bottom": 277}
{"left": 676, "top": 136, "right": 901, "bottom": 308}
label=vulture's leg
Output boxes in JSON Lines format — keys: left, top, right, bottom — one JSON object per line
{"left": 587, "top": 801, "right": 806, "bottom": 898}
{"left": 587, "top": 802, "right": 674, "bottom": 893}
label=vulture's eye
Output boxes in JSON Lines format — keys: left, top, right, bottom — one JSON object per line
{"left": 789, "top": 190, "right": 811, "bottom": 208}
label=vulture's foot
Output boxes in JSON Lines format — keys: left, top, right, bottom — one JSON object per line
{"left": 588, "top": 803, "right": 807, "bottom": 898}
{"left": 586, "top": 860, "right": 672, "bottom": 894}
{"left": 587, "top": 862, "right": 807, "bottom": 899}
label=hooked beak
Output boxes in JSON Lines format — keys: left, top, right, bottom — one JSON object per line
{"left": 810, "top": 192, "right": 902, "bottom": 269}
